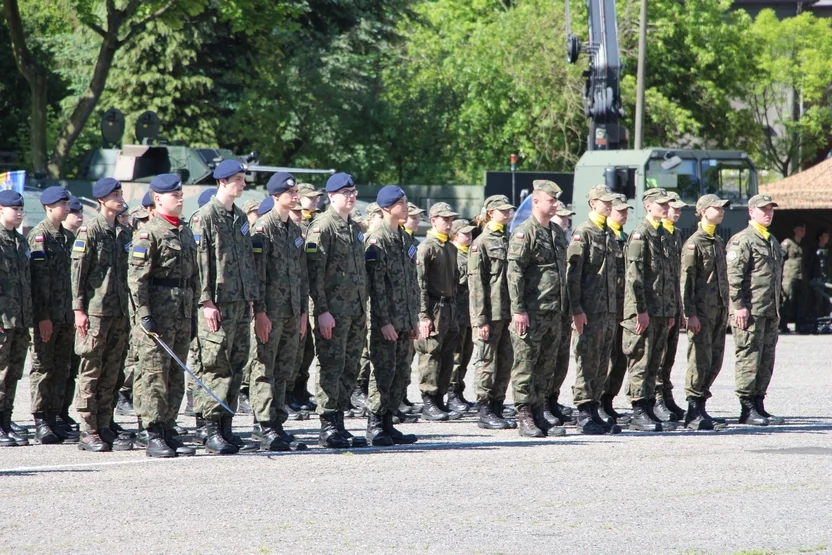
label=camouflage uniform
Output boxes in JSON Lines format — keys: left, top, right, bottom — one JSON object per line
{"left": 292, "top": 214, "right": 317, "bottom": 398}
{"left": 192, "top": 196, "right": 259, "bottom": 421}
{"left": 605, "top": 226, "right": 628, "bottom": 398}
{"left": 682, "top": 224, "right": 729, "bottom": 400}
{"left": 727, "top": 223, "right": 783, "bottom": 398}
{"left": 450, "top": 243, "right": 473, "bottom": 395}
{"left": 469, "top": 224, "right": 513, "bottom": 405}
{"left": 71, "top": 214, "right": 131, "bottom": 432}
{"left": 566, "top": 218, "right": 617, "bottom": 406}
{"left": 27, "top": 219, "right": 74, "bottom": 416}
{"left": 656, "top": 220, "right": 683, "bottom": 401}
{"left": 415, "top": 233, "right": 459, "bottom": 398}
{"left": 128, "top": 215, "right": 199, "bottom": 427}
{"left": 365, "top": 222, "right": 419, "bottom": 414}
{"left": 780, "top": 236, "right": 804, "bottom": 328}
{"left": 0, "top": 227, "right": 33, "bottom": 417}
{"left": 550, "top": 222, "right": 573, "bottom": 405}
{"left": 306, "top": 207, "right": 368, "bottom": 415}
{"left": 247, "top": 210, "right": 307, "bottom": 425}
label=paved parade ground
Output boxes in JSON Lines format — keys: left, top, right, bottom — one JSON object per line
{"left": 2, "top": 332, "right": 831, "bottom": 555}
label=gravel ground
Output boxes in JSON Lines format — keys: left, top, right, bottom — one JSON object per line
{"left": 1, "top": 332, "right": 831, "bottom": 555}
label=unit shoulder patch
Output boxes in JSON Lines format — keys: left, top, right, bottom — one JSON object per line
{"left": 132, "top": 246, "right": 148, "bottom": 259}
{"left": 72, "top": 240, "right": 86, "bottom": 253}
{"left": 727, "top": 251, "right": 738, "bottom": 261}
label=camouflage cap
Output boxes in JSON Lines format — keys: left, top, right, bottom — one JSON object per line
{"left": 130, "top": 206, "right": 150, "bottom": 221}
{"left": 483, "top": 195, "right": 515, "bottom": 211}
{"left": 587, "top": 184, "right": 618, "bottom": 202}
{"left": 365, "top": 202, "right": 381, "bottom": 217}
{"left": 556, "top": 201, "right": 575, "bottom": 216}
{"left": 612, "top": 194, "right": 634, "bottom": 211}
{"left": 667, "top": 191, "right": 687, "bottom": 209}
{"left": 407, "top": 202, "right": 425, "bottom": 216}
{"left": 642, "top": 187, "right": 671, "bottom": 204}
{"left": 429, "top": 202, "right": 459, "bottom": 218}
{"left": 451, "top": 219, "right": 475, "bottom": 236}
{"left": 695, "top": 194, "right": 730, "bottom": 216}
{"left": 533, "top": 179, "right": 562, "bottom": 199}
{"left": 298, "top": 183, "right": 323, "bottom": 198}
{"left": 748, "top": 193, "right": 778, "bottom": 209}
{"left": 242, "top": 200, "right": 261, "bottom": 215}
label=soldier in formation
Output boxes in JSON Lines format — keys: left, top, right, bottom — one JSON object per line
{"left": 448, "top": 219, "right": 476, "bottom": 413}
{"left": 779, "top": 223, "right": 805, "bottom": 333}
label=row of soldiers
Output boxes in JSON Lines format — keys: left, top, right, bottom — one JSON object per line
{"left": 0, "top": 164, "right": 786, "bottom": 455}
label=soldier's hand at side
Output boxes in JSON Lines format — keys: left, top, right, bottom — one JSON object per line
{"left": 319, "top": 312, "right": 336, "bottom": 340}
{"left": 573, "top": 312, "right": 587, "bottom": 335}
{"left": 667, "top": 318, "right": 675, "bottom": 330}
{"left": 381, "top": 324, "right": 398, "bottom": 341}
{"left": 419, "top": 319, "right": 433, "bottom": 340}
{"left": 39, "top": 320, "right": 53, "bottom": 343}
{"left": 687, "top": 315, "right": 701, "bottom": 334}
{"left": 734, "top": 308, "right": 749, "bottom": 330}
{"left": 140, "top": 316, "right": 158, "bottom": 335}
{"left": 409, "top": 329, "right": 418, "bottom": 340}
{"left": 299, "top": 313, "right": 308, "bottom": 339}
{"left": 678, "top": 314, "right": 687, "bottom": 329}
{"left": 514, "top": 312, "right": 529, "bottom": 336}
{"left": 255, "top": 312, "right": 271, "bottom": 344}
{"left": 478, "top": 324, "right": 490, "bottom": 341}
{"left": 635, "top": 312, "right": 649, "bottom": 335}
{"left": 74, "top": 310, "right": 89, "bottom": 339}
{"left": 202, "top": 301, "right": 221, "bottom": 333}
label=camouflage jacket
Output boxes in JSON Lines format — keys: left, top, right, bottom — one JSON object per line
{"left": 365, "top": 221, "right": 419, "bottom": 332}
{"left": 417, "top": 232, "right": 458, "bottom": 321}
{"left": 191, "top": 196, "right": 259, "bottom": 305}
{"left": 623, "top": 218, "right": 677, "bottom": 319}
{"left": 71, "top": 213, "right": 130, "bottom": 317}
{"left": 28, "top": 218, "right": 74, "bottom": 324}
{"left": 780, "top": 237, "right": 803, "bottom": 282}
{"left": 0, "top": 227, "right": 33, "bottom": 329}
{"left": 662, "top": 227, "right": 683, "bottom": 316}
{"left": 681, "top": 226, "right": 729, "bottom": 320}
{"left": 611, "top": 228, "right": 628, "bottom": 320}
{"left": 128, "top": 215, "right": 199, "bottom": 321}
{"left": 306, "top": 207, "right": 368, "bottom": 317}
{"left": 468, "top": 225, "right": 511, "bottom": 325}
{"left": 566, "top": 220, "right": 617, "bottom": 316}
{"left": 727, "top": 224, "right": 783, "bottom": 318}
{"left": 251, "top": 210, "right": 308, "bottom": 318}
{"left": 508, "top": 215, "right": 563, "bottom": 314}
{"left": 553, "top": 223, "right": 570, "bottom": 313}
{"left": 455, "top": 246, "right": 470, "bottom": 327}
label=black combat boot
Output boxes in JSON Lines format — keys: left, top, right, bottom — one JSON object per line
{"left": 204, "top": 420, "right": 237, "bottom": 454}
{"left": 0, "top": 412, "right": 18, "bottom": 447}
{"left": 350, "top": 384, "right": 369, "bottom": 415}
{"left": 478, "top": 403, "right": 509, "bottom": 430}
{"left": 754, "top": 396, "right": 785, "bottom": 425}
{"left": 285, "top": 403, "right": 309, "bottom": 421}
{"left": 400, "top": 396, "right": 422, "bottom": 415}
{"left": 194, "top": 415, "right": 209, "bottom": 444}
{"left": 164, "top": 426, "right": 196, "bottom": 456}
{"left": 221, "top": 414, "right": 257, "bottom": 452}
{"left": 630, "top": 401, "right": 662, "bottom": 432}
{"left": 256, "top": 424, "right": 291, "bottom": 452}
{"left": 446, "top": 390, "right": 470, "bottom": 414}
{"left": 135, "top": 418, "right": 149, "bottom": 448}
{"left": 383, "top": 412, "right": 417, "bottom": 444}
{"left": 490, "top": 400, "right": 517, "bottom": 429}
{"left": 110, "top": 420, "right": 136, "bottom": 440}
{"left": 662, "top": 394, "right": 686, "bottom": 421}
{"left": 517, "top": 406, "right": 544, "bottom": 438}
{"left": 319, "top": 413, "right": 350, "bottom": 449}
{"left": 335, "top": 411, "right": 367, "bottom": 448}
{"left": 684, "top": 398, "right": 713, "bottom": 430}
{"left": 33, "top": 412, "right": 61, "bottom": 444}
{"left": 738, "top": 397, "right": 768, "bottom": 426}
{"left": 550, "top": 396, "right": 575, "bottom": 426}
{"left": 531, "top": 404, "right": 555, "bottom": 433}
{"left": 422, "top": 394, "right": 450, "bottom": 421}
{"left": 436, "top": 395, "right": 463, "bottom": 420}
{"left": 652, "top": 398, "right": 679, "bottom": 422}
{"left": 696, "top": 399, "right": 725, "bottom": 424}
{"left": 77, "top": 431, "right": 111, "bottom": 452}
{"left": 575, "top": 403, "right": 605, "bottom": 435}
{"left": 48, "top": 413, "right": 78, "bottom": 442}
{"left": 392, "top": 410, "right": 420, "bottom": 424}
{"left": 0, "top": 411, "right": 28, "bottom": 446}
{"left": 292, "top": 383, "right": 317, "bottom": 411}
{"left": 236, "top": 391, "right": 253, "bottom": 415}
{"left": 9, "top": 420, "right": 27, "bottom": 435}
{"left": 273, "top": 421, "right": 308, "bottom": 451}
{"left": 184, "top": 388, "right": 195, "bottom": 417}
{"left": 601, "top": 394, "right": 631, "bottom": 424}
{"left": 99, "top": 426, "right": 133, "bottom": 451}
{"left": 145, "top": 424, "right": 176, "bottom": 458}
{"left": 591, "top": 403, "right": 622, "bottom": 434}
{"left": 366, "top": 412, "right": 394, "bottom": 446}
{"left": 57, "top": 411, "right": 79, "bottom": 432}
{"left": 115, "top": 391, "right": 135, "bottom": 416}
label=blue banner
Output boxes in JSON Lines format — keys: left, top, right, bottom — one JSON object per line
{"left": 0, "top": 170, "right": 26, "bottom": 194}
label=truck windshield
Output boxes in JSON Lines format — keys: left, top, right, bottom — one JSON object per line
{"left": 645, "top": 157, "right": 756, "bottom": 204}
{"left": 645, "top": 159, "right": 700, "bottom": 204}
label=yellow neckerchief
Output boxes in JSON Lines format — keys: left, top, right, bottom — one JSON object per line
{"left": 661, "top": 218, "right": 675, "bottom": 234}
{"left": 428, "top": 230, "right": 448, "bottom": 243}
{"left": 302, "top": 210, "right": 314, "bottom": 220}
{"left": 488, "top": 221, "right": 505, "bottom": 233}
{"left": 751, "top": 221, "right": 770, "bottom": 240}
{"left": 404, "top": 228, "right": 414, "bottom": 236}
{"left": 701, "top": 222, "right": 716, "bottom": 237}
{"left": 454, "top": 242, "right": 469, "bottom": 253}
{"left": 647, "top": 217, "right": 661, "bottom": 230}
{"left": 608, "top": 219, "right": 623, "bottom": 240}
{"left": 588, "top": 211, "right": 607, "bottom": 230}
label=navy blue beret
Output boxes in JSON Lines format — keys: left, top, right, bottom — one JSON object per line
{"left": 266, "top": 172, "right": 296, "bottom": 196}
{"left": 150, "top": 173, "right": 182, "bottom": 193}
{"left": 0, "top": 190, "right": 24, "bottom": 207}
{"left": 326, "top": 172, "right": 355, "bottom": 193}
{"left": 376, "top": 185, "right": 406, "bottom": 208}
{"left": 93, "top": 177, "right": 121, "bottom": 199}
{"left": 257, "top": 196, "right": 274, "bottom": 216}
{"left": 119, "top": 203, "right": 129, "bottom": 216}
{"left": 213, "top": 159, "right": 245, "bottom": 180}
{"left": 141, "top": 191, "right": 154, "bottom": 208}
{"left": 197, "top": 187, "right": 217, "bottom": 208}
{"left": 40, "top": 186, "right": 70, "bottom": 206}
{"left": 69, "top": 195, "right": 83, "bottom": 212}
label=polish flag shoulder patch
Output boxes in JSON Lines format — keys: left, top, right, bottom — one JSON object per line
{"left": 35, "top": 235, "right": 44, "bottom": 243}
{"left": 572, "top": 234, "right": 581, "bottom": 242}
{"left": 631, "top": 233, "right": 641, "bottom": 240}
{"left": 515, "top": 232, "right": 525, "bottom": 239}
{"left": 255, "top": 226, "right": 264, "bottom": 234}
{"left": 471, "top": 245, "right": 477, "bottom": 252}
{"left": 192, "top": 217, "right": 199, "bottom": 224}
{"left": 687, "top": 243, "right": 696, "bottom": 250}
{"left": 139, "top": 232, "right": 149, "bottom": 240}
{"left": 313, "top": 227, "right": 321, "bottom": 234}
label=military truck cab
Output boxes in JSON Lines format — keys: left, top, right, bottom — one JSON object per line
{"left": 572, "top": 149, "right": 758, "bottom": 240}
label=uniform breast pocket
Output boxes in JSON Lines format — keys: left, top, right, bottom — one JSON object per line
{"left": 701, "top": 248, "right": 715, "bottom": 273}
{"left": 751, "top": 245, "right": 773, "bottom": 272}
{"left": 159, "top": 239, "right": 182, "bottom": 269}
{"left": 533, "top": 240, "right": 555, "bottom": 264}
{"left": 96, "top": 244, "right": 112, "bottom": 266}
{"left": 487, "top": 246, "right": 506, "bottom": 275}
{"left": 589, "top": 240, "right": 606, "bottom": 265}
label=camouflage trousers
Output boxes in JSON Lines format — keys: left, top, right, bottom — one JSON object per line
{"left": 64, "top": 350, "right": 80, "bottom": 415}
{"left": 29, "top": 322, "right": 74, "bottom": 414}
{"left": 685, "top": 308, "right": 728, "bottom": 400}
{"left": 314, "top": 311, "right": 366, "bottom": 416}
{"left": 781, "top": 278, "right": 803, "bottom": 326}
{"left": 416, "top": 302, "right": 459, "bottom": 398}
{"left": 195, "top": 301, "right": 250, "bottom": 422}
{"left": 247, "top": 315, "right": 300, "bottom": 425}
{"left": 572, "top": 312, "right": 616, "bottom": 406}
{"left": 0, "top": 328, "right": 31, "bottom": 412}
{"left": 74, "top": 315, "right": 129, "bottom": 432}
{"left": 623, "top": 316, "right": 669, "bottom": 404}
{"left": 656, "top": 311, "right": 681, "bottom": 400}
{"left": 120, "top": 328, "right": 138, "bottom": 399}
{"left": 604, "top": 316, "right": 627, "bottom": 398}
{"left": 186, "top": 337, "right": 202, "bottom": 417}
{"left": 292, "top": 317, "right": 315, "bottom": 390}
{"left": 134, "top": 315, "right": 189, "bottom": 427}
{"left": 473, "top": 319, "right": 513, "bottom": 404}
{"left": 357, "top": 316, "right": 372, "bottom": 389}
{"left": 732, "top": 315, "right": 779, "bottom": 398}
{"left": 549, "top": 311, "right": 572, "bottom": 402}
{"left": 368, "top": 330, "right": 413, "bottom": 414}
{"left": 510, "top": 310, "right": 562, "bottom": 408}
{"left": 450, "top": 324, "right": 473, "bottom": 393}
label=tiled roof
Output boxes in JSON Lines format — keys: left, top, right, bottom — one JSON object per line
{"left": 759, "top": 158, "right": 832, "bottom": 209}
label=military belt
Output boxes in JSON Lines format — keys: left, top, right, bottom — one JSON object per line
{"left": 151, "top": 278, "right": 189, "bottom": 288}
